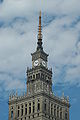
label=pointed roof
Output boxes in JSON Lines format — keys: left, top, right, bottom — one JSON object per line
{"left": 37, "top": 11, "right": 43, "bottom": 51}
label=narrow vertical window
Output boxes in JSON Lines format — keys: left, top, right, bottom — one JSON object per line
{"left": 65, "top": 113, "right": 68, "bottom": 119}
{"left": 57, "top": 106, "right": 59, "bottom": 117}
{"left": 25, "top": 104, "right": 27, "bottom": 115}
{"left": 33, "top": 75, "right": 35, "bottom": 79}
{"left": 33, "top": 101, "right": 35, "bottom": 113}
{"left": 36, "top": 73, "right": 40, "bottom": 79}
{"left": 54, "top": 105, "right": 56, "bottom": 116}
{"left": 18, "top": 106, "right": 20, "bottom": 117}
{"left": 29, "top": 103, "right": 31, "bottom": 114}
{"left": 37, "top": 100, "right": 40, "bottom": 111}
{"left": 11, "top": 111, "right": 13, "bottom": 119}
{"left": 51, "top": 103, "right": 53, "bottom": 115}
{"left": 21, "top": 105, "right": 23, "bottom": 116}
{"left": 28, "top": 83, "right": 30, "bottom": 95}
{"left": 11, "top": 106, "right": 13, "bottom": 119}
{"left": 60, "top": 108, "right": 62, "bottom": 119}
{"left": 41, "top": 73, "right": 44, "bottom": 79}
{"left": 44, "top": 99, "right": 46, "bottom": 111}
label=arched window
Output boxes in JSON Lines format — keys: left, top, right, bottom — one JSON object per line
{"left": 41, "top": 73, "right": 44, "bottom": 79}
{"left": 60, "top": 108, "right": 62, "bottom": 119}
{"left": 44, "top": 99, "right": 47, "bottom": 111}
{"left": 54, "top": 105, "right": 56, "bottom": 116}
{"left": 36, "top": 73, "right": 40, "bottom": 79}
{"left": 21, "top": 105, "right": 23, "bottom": 116}
{"left": 33, "top": 75, "right": 35, "bottom": 79}
{"left": 37, "top": 100, "right": 40, "bottom": 111}
{"left": 65, "top": 108, "right": 68, "bottom": 119}
{"left": 11, "top": 111, "right": 13, "bottom": 119}
{"left": 28, "top": 83, "right": 30, "bottom": 94}
{"left": 29, "top": 103, "right": 31, "bottom": 114}
{"left": 57, "top": 106, "right": 59, "bottom": 117}
{"left": 11, "top": 106, "right": 13, "bottom": 119}
{"left": 18, "top": 106, "right": 20, "bottom": 117}
{"left": 33, "top": 101, "right": 35, "bottom": 113}
{"left": 51, "top": 103, "right": 53, "bottom": 115}
{"left": 65, "top": 113, "right": 68, "bottom": 119}
{"left": 25, "top": 103, "right": 27, "bottom": 115}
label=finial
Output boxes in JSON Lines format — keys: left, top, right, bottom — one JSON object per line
{"left": 37, "top": 11, "right": 43, "bottom": 51}
{"left": 62, "top": 92, "right": 64, "bottom": 98}
{"left": 40, "top": 10, "right": 41, "bottom": 17}
{"left": 16, "top": 90, "right": 18, "bottom": 96}
{"left": 67, "top": 96, "right": 69, "bottom": 102}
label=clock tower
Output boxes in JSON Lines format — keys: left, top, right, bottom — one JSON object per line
{"left": 27, "top": 11, "right": 52, "bottom": 95}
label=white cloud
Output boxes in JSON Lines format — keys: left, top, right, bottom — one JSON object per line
{"left": 0, "top": 72, "right": 25, "bottom": 91}
{"left": 0, "top": 0, "right": 80, "bottom": 21}
{"left": 0, "top": 0, "right": 80, "bottom": 92}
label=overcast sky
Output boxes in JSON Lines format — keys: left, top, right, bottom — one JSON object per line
{"left": 0, "top": 0, "right": 80, "bottom": 120}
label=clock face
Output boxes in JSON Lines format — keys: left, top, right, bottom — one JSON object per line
{"left": 42, "top": 60, "right": 46, "bottom": 67}
{"left": 34, "top": 60, "right": 39, "bottom": 66}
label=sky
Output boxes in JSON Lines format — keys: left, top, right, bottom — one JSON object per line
{"left": 0, "top": 0, "right": 80, "bottom": 120}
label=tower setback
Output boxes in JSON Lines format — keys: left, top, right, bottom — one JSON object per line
{"left": 8, "top": 12, "right": 70, "bottom": 120}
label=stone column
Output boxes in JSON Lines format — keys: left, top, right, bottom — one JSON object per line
{"left": 50, "top": 102, "right": 51, "bottom": 115}
{"left": 23, "top": 103, "right": 25, "bottom": 118}
{"left": 20, "top": 104, "right": 21, "bottom": 118}
{"left": 35, "top": 98, "right": 37, "bottom": 113}
{"left": 62, "top": 107, "right": 65, "bottom": 119}
{"left": 31, "top": 101, "right": 33, "bottom": 114}
{"left": 52, "top": 104, "right": 54, "bottom": 116}
{"left": 27, "top": 102, "right": 29, "bottom": 115}
{"left": 14, "top": 104, "right": 17, "bottom": 120}
{"left": 67, "top": 107, "right": 69, "bottom": 120}
{"left": 8, "top": 105, "right": 11, "bottom": 120}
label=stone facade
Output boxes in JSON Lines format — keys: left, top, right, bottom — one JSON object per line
{"left": 8, "top": 12, "right": 70, "bottom": 120}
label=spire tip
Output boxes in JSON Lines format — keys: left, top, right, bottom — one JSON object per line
{"left": 40, "top": 11, "right": 41, "bottom": 17}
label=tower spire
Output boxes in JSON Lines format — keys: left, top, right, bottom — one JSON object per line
{"left": 37, "top": 11, "right": 43, "bottom": 51}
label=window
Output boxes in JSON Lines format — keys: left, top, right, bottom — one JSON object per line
{"left": 30, "top": 76, "right": 32, "bottom": 79}
{"left": 36, "top": 73, "right": 40, "bottom": 79}
{"left": 29, "top": 103, "right": 31, "bottom": 114}
{"left": 60, "top": 108, "right": 62, "bottom": 119}
{"left": 11, "top": 106, "right": 13, "bottom": 119}
{"left": 44, "top": 100, "right": 47, "bottom": 111}
{"left": 21, "top": 105, "right": 23, "bottom": 116}
{"left": 28, "top": 76, "right": 32, "bottom": 80}
{"left": 11, "top": 111, "right": 13, "bottom": 119}
{"left": 57, "top": 106, "right": 59, "bottom": 117}
{"left": 37, "top": 100, "right": 40, "bottom": 111}
{"left": 65, "top": 113, "right": 68, "bottom": 119}
{"left": 54, "top": 105, "right": 56, "bottom": 116}
{"left": 41, "top": 73, "right": 44, "bottom": 79}
{"left": 18, "top": 106, "right": 20, "bottom": 117}
{"left": 25, "top": 104, "right": 27, "bottom": 115}
{"left": 51, "top": 103, "right": 53, "bottom": 115}
{"left": 33, "top": 101, "right": 35, "bottom": 113}
{"left": 33, "top": 75, "right": 35, "bottom": 79}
